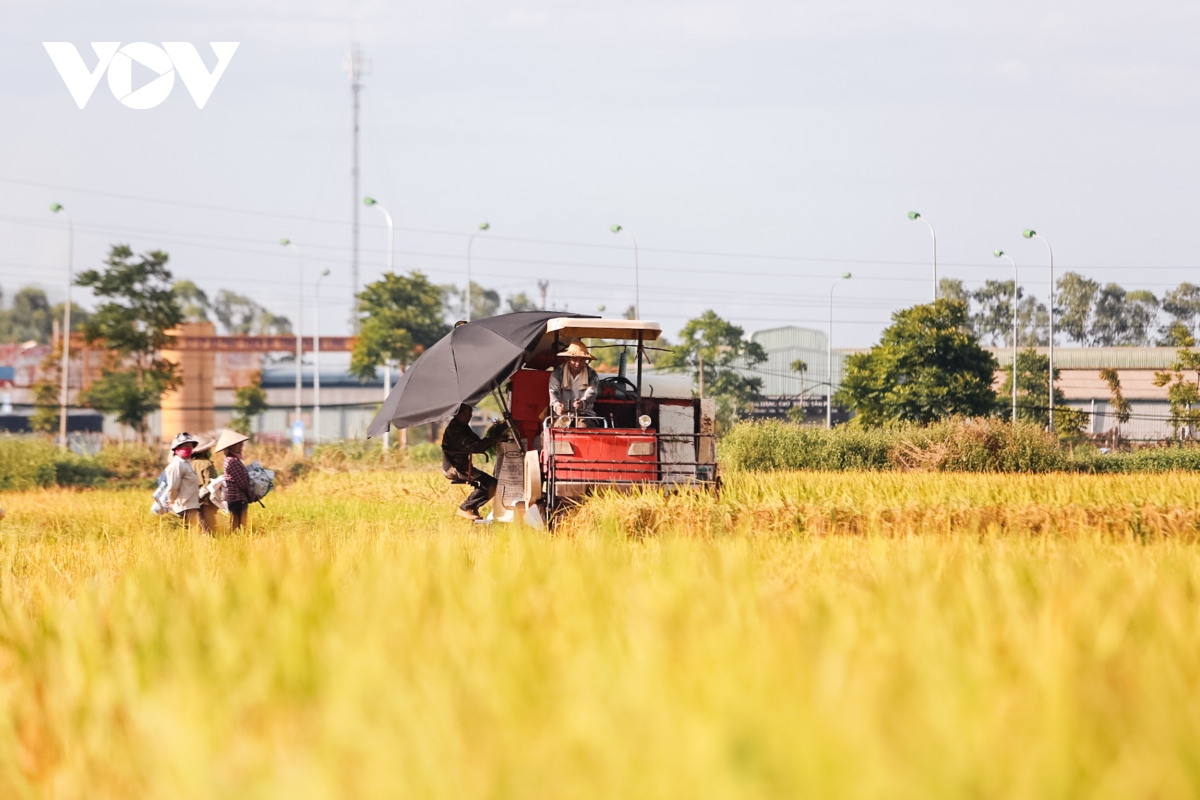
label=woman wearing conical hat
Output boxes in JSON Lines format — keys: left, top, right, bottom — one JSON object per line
{"left": 548, "top": 339, "right": 599, "bottom": 428}
{"left": 214, "top": 429, "right": 251, "bottom": 532}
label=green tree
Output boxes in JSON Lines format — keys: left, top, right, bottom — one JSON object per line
{"left": 212, "top": 289, "right": 291, "bottom": 335}
{"left": 938, "top": 278, "right": 970, "bottom": 308}
{"left": 1161, "top": 320, "right": 1195, "bottom": 347}
{"left": 76, "top": 245, "right": 183, "bottom": 441}
{"left": 1055, "top": 272, "right": 1100, "bottom": 345}
{"left": 446, "top": 282, "right": 501, "bottom": 321}
{"left": 1015, "top": 294, "right": 1050, "bottom": 346}
{"left": 173, "top": 280, "right": 211, "bottom": 322}
{"left": 1162, "top": 282, "right": 1200, "bottom": 340}
{"left": 1153, "top": 344, "right": 1200, "bottom": 440}
{"left": 836, "top": 299, "right": 998, "bottom": 426}
{"left": 657, "top": 310, "right": 767, "bottom": 431}
{"left": 30, "top": 350, "right": 62, "bottom": 435}
{"left": 970, "top": 279, "right": 1021, "bottom": 346}
{"left": 351, "top": 271, "right": 450, "bottom": 381}
{"left": 3, "top": 287, "right": 53, "bottom": 343}
{"left": 785, "top": 359, "right": 810, "bottom": 424}
{"left": 506, "top": 292, "right": 539, "bottom": 313}
{"left": 231, "top": 371, "right": 269, "bottom": 436}
{"left": 1099, "top": 367, "right": 1131, "bottom": 445}
{"left": 996, "top": 348, "right": 1086, "bottom": 437}
{"left": 1091, "top": 284, "right": 1158, "bottom": 346}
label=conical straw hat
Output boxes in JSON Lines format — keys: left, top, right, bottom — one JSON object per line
{"left": 213, "top": 429, "right": 249, "bottom": 453}
{"left": 556, "top": 339, "right": 595, "bottom": 360}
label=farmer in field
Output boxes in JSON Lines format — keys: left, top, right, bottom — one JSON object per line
{"left": 215, "top": 429, "right": 252, "bottom": 532}
{"left": 191, "top": 436, "right": 220, "bottom": 533}
{"left": 164, "top": 432, "right": 207, "bottom": 532}
{"left": 549, "top": 339, "right": 598, "bottom": 427}
{"left": 441, "top": 404, "right": 502, "bottom": 521}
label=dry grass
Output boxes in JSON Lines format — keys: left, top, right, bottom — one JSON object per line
{"left": 0, "top": 471, "right": 1197, "bottom": 798}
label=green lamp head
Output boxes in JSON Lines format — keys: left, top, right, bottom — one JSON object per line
{"left": 50, "top": 203, "right": 64, "bottom": 213}
{"left": 363, "top": 197, "right": 377, "bottom": 206}
{"left": 280, "top": 238, "right": 291, "bottom": 246}
{"left": 841, "top": 271, "right": 852, "bottom": 279}
{"left": 610, "top": 224, "right": 623, "bottom": 233}
{"left": 993, "top": 250, "right": 1005, "bottom": 258}
{"left": 479, "top": 221, "right": 490, "bottom": 231}
{"left": 907, "top": 211, "right": 921, "bottom": 220}
{"left": 1022, "top": 229, "right": 1036, "bottom": 239}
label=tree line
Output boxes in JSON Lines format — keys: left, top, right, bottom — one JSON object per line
{"left": 939, "top": 276, "right": 1200, "bottom": 348}
{"left": 23, "top": 244, "right": 555, "bottom": 439}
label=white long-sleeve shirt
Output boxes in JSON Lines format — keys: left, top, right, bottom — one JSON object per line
{"left": 164, "top": 455, "right": 201, "bottom": 514}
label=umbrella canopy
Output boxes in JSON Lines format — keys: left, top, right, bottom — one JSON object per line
{"left": 366, "top": 311, "right": 591, "bottom": 437}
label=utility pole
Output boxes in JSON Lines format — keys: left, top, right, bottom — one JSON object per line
{"left": 538, "top": 280, "right": 549, "bottom": 310}
{"left": 345, "top": 44, "right": 365, "bottom": 333}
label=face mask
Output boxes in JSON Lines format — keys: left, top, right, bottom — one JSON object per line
{"left": 175, "top": 446, "right": 194, "bottom": 459}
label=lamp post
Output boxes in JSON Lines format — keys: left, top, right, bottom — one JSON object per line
{"left": 280, "top": 239, "right": 304, "bottom": 446}
{"left": 610, "top": 224, "right": 640, "bottom": 319}
{"left": 1023, "top": 229, "right": 1055, "bottom": 432}
{"left": 907, "top": 211, "right": 937, "bottom": 300}
{"left": 50, "top": 203, "right": 72, "bottom": 450}
{"left": 466, "top": 221, "right": 490, "bottom": 322}
{"left": 313, "top": 268, "right": 330, "bottom": 445}
{"left": 363, "top": 197, "right": 395, "bottom": 451}
{"left": 994, "top": 250, "right": 1019, "bottom": 425}
{"left": 827, "top": 272, "right": 852, "bottom": 429}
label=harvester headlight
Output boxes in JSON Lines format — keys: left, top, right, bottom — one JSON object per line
{"left": 638, "top": 414, "right": 652, "bottom": 431}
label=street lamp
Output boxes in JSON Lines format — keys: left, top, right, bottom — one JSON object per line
{"left": 313, "top": 268, "right": 330, "bottom": 445}
{"left": 610, "top": 224, "right": 640, "bottom": 319}
{"left": 362, "top": 197, "right": 394, "bottom": 271}
{"left": 466, "top": 221, "right": 490, "bottom": 323}
{"left": 994, "top": 250, "right": 1019, "bottom": 425}
{"left": 280, "top": 238, "right": 304, "bottom": 446}
{"left": 50, "top": 203, "right": 72, "bottom": 450}
{"left": 908, "top": 211, "right": 937, "bottom": 300}
{"left": 828, "top": 272, "right": 852, "bottom": 429}
{"left": 363, "top": 197, "right": 395, "bottom": 451}
{"left": 1023, "top": 229, "right": 1055, "bottom": 432}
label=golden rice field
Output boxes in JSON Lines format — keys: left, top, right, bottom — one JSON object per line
{"left": 1, "top": 470, "right": 1199, "bottom": 798}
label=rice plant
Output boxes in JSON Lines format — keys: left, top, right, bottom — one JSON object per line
{"left": 0, "top": 471, "right": 1197, "bottom": 798}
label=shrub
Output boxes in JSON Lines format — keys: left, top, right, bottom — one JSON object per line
{"left": 720, "top": 421, "right": 892, "bottom": 471}
{"left": 95, "top": 443, "right": 162, "bottom": 487}
{"left": 723, "top": 418, "right": 1067, "bottom": 473}
{"left": 52, "top": 451, "right": 111, "bottom": 487}
{"left": 0, "top": 436, "right": 58, "bottom": 490}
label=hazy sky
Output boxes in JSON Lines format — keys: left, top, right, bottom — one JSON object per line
{"left": 3, "top": 0, "right": 1200, "bottom": 346}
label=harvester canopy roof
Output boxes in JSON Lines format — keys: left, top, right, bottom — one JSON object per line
{"left": 543, "top": 318, "right": 661, "bottom": 341}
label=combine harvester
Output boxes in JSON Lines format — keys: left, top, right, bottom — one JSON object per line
{"left": 367, "top": 311, "right": 718, "bottom": 526}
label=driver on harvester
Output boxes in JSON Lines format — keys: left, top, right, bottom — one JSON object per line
{"left": 548, "top": 339, "right": 599, "bottom": 428}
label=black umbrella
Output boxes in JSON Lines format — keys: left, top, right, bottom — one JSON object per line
{"left": 366, "top": 311, "right": 590, "bottom": 437}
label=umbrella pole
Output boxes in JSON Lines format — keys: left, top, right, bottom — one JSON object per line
{"left": 492, "top": 389, "right": 525, "bottom": 448}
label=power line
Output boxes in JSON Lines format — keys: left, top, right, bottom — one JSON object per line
{"left": 9, "top": 177, "right": 1200, "bottom": 273}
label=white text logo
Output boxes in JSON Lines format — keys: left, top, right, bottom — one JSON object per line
{"left": 43, "top": 42, "right": 239, "bottom": 109}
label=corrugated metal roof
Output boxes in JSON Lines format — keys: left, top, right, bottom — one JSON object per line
{"left": 986, "top": 347, "right": 1183, "bottom": 369}
{"left": 752, "top": 326, "right": 828, "bottom": 352}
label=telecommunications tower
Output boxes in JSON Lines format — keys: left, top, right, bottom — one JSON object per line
{"left": 345, "top": 44, "right": 366, "bottom": 332}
